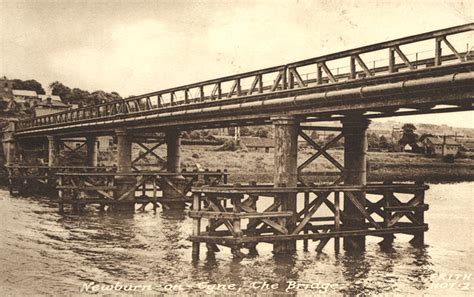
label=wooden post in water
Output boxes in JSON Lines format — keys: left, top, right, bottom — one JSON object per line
{"left": 272, "top": 116, "right": 299, "bottom": 254}
{"left": 86, "top": 135, "right": 98, "bottom": 167}
{"left": 163, "top": 130, "right": 186, "bottom": 210}
{"left": 342, "top": 116, "right": 370, "bottom": 252}
{"left": 410, "top": 180, "right": 425, "bottom": 246}
{"left": 112, "top": 129, "right": 135, "bottom": 211}
{"left": 192, "top": 192, "right": 201, "bottom": 260}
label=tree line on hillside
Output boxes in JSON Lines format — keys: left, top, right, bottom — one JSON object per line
{"left": 7, "top": 78, "right": 123, "bottom": 107}
{"left": 10, "top": 79, "right": 46, "bottom": 95}
{"left": 49, "top": 81, "right": 122, "bottom": 106}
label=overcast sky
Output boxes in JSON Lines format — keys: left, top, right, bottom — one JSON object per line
{"left": 0, "top": 0, "right": 473, "bottom": 128}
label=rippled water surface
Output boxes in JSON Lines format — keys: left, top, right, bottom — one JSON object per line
{"left": 0, "top": 183, "right": 472, "bottom": 295}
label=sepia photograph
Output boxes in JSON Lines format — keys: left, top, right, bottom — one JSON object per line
{"left": 0, "top": 0, "right": 473, "bottom": 295}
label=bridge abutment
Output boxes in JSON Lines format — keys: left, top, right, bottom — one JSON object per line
{"left": 272, "top": 116, "right": 299, "bottom": 255}
{"left": 342, "top": 116, "right": 370, "bottom": 252}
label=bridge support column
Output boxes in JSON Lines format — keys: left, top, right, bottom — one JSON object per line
{"left": 2, "top": 121, "right": 18, "bottom": 166}
{"left": 342, "top": 116, "right": 370, "bottom": 252}
{"left": 47, "top": 136, "right": 60, "bottom": 167}
{"left": 86, "top": 136, "right": 98, "bottom": 167}
{"left": 162, "top": 130, "right": 186, "bottom": 210}
{"left": 113, "top": 129, "right": 135, "bottom": 212}
{"left": 272, "top": 116, "right": 299, "bottom": 254}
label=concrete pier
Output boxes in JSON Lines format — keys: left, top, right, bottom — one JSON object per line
{"left": 86, "top": 136, "right": 98, "bottom": 167}
{"left": 162, "top": 130, "right": 186, "bottom": 210}
{"left": 272, "top": 116, "right": 299, "bottom": 254}
{"left": 2, "top": 121, "right": 18, "bottom": 166}
{"left": 113, "top": 129, "right": 135, "bottom": 211}
{"left": 47, "top": 136, "right": 60, "bottom": 167}
{"left": 342, "top": 116, "right": 370, "bottom": 251}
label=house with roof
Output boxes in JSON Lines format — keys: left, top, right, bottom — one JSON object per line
{"left": 12, "top": 89, "right": 38, "bottom": 106}
{"left": 33, "top": 96, "right": 70, "bottom": 117}
{"left": 422, "top": 136, "right": 460, "bottom": 157}
{"left": 241, "top": 137, "right": 274, "bottom": 152}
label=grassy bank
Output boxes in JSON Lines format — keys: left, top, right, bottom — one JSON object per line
{"left": 174, "top": 145, "right": 474, "bottom": 184}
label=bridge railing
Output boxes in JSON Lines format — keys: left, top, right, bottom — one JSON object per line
{"left": 16, "top": 23, "right": 473, "bottom": 131}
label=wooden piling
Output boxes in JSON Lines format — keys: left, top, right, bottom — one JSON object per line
{"left": 334, "top": 191, "right": 340, "bottom": 253}
{"left": 192, "top": 192, "right": 201, "bottom": 260}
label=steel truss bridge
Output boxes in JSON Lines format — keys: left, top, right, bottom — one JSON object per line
{"left": 12, "top": 23, "right": 474, "bottom": 139}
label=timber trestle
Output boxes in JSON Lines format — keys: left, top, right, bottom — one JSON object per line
{"left": 56, "top": 170, "right": 228, "bottom": 212}
{"left": 5, "top": 165, "right": 114, "bottom": 195}
{"left": 5, "top": 164, "right": 228, "bottom": 212}
{"left": 189, "top": 182, "right": 428, "bottom": 259}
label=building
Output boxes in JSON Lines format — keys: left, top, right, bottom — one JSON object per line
{"left": 33, "top": 97, "right": 70, "bottom": 117}
{"left": 1, "top": 76, "right": 68, "bottom": 113}
{"left": 241, "top": 137, "right": 274, "bottom": 152}
{"left": 422, "top": 136, "right": 460, "bottom": 157}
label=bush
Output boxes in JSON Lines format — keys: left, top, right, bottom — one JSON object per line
{"left": 188, "top": 131, "right": 201, "bottom": 139}
{"left": 255, "top": 128, "right": 269, "bottom": 138}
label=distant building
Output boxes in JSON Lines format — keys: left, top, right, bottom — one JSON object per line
{"left": 1, "top": 76, "right": 68, "bottom": 114}
{"left": 422, "top": 136, "right": 460, "bottom": 157}
{"left": 241, "top": 137, "right": 274, "bottom": 152}
{"left": 12, "top": 89, "right": 38, "bottom": 106}
{"left": 33, "top": 97, "right": 70, "bottom": 117}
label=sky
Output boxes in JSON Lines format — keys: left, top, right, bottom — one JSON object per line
{"left": 0, "top": 0, "right": 473, "bottom": 128}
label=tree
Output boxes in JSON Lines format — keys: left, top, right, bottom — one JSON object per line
{"left": 240, "top": 126, "right": 252, "bottom": 136}
{"left": 399, "top": 123, "right": 419, "bottom": 146}
{"left": 367, "top": 132, "right": 380, "bottom": 150}
{"left": 50, "top": 81, "right": 71, "bottom": 103}
{"left": 255, "top": 127, "right": 269, "bottom": 138}
{"left": 69, "top": 88, "right": 91, "bottom": 105}
{"left": 49, "top": 81, "right": 122, "bottom": 106}
{"left": 379, "top": 135, "right": 389, "bottom": 149}
{"left": 12, "top": 79, "right": 46, "bottom": 94}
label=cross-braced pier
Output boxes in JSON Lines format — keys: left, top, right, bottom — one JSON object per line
{"left": 189, "top": 182, "right": 428, "bottom": 258}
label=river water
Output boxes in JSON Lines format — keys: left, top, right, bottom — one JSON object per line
{"left": 0, "top": 182, "right": 472, "bottom": 295}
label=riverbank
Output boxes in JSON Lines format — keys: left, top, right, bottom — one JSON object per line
{"left": 175, "top": 146, "right": 474, "bottom": 184}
